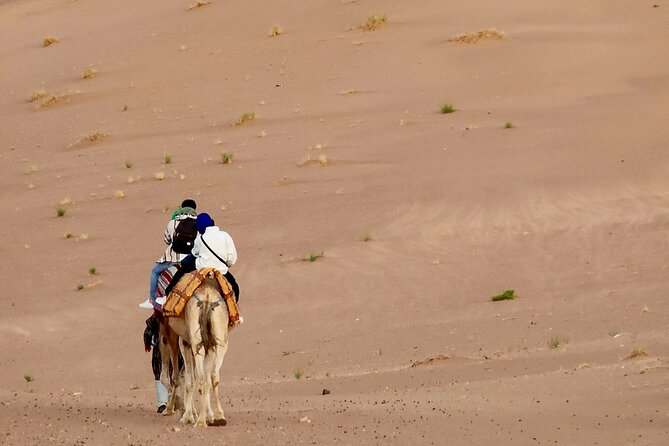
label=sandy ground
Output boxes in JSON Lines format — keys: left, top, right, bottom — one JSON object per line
{"left": 1, "top": 0, "right": 669, "bottom": 444}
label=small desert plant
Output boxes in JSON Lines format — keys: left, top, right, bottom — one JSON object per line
{"left": 233, "top": 112, "right": 256, "bottom": 126}
{"left": 124, "top": 160, "right": 133, "bottom": 169}
{"left": 28, "top": 89, "right": 48, "bottom": 103}
{"left": 362, "top": 14, "right": 388, "bottom": 31}
{"left": 55, "top": 207, "right": 66, "bottom": 217}
{"left": 81, "top": 67, "right": 97, "bottom": 80}
{"left": 448, "top": 29, "right": 505, "bottom": 44}
{"left": 89, "top": 267, "right": 97, "bottom": 275}
{"left": 627, "top": 348, "right": 648, "bottom": 359}
{"left": 270, "top": 25, "right": 283, "bottom": 37}
{"left": 163, "top": 153, "right": 172, "bottom": 164}
{"left": 549, "top": 336, "right": 568, "bottom": 349}
{"left": 43, "top": 37, "right": 58, "bottom": 47}
{"left": 491, "top": 289, "right": 515, "bottom": 302}
{"left": 187, "top": 0, "right": 211, "bottom": 10}
{"left": 440, "top": 103, "right": 456, "bottom": 114}
{"left": 65, "top": 232, "right": 74, "bottom": 239}
{"left": 294, "top": 369, "right": 303, "bottom": 380}
{"left": 504, "top": 121, "right": 514, "bottom": 129}
{"left": 362, "top": 233, "right": 372, "bottom": 242}
{"left": 70, "top": 132, "right": 107, "bottom": 147}
{"left": 83, "top": 132, "right": 107, "bottom": 142}
{"left": 306, "top": 251, "right": 324, "bottom": 262}
{"left": 24, "top": 374, "right": 34, "bottom": 382}
{"left": 220, "top": 152, "right": 233, "bottom": 164}
{"left": 154, "top": 171, "right": 166, "bottom": 180}
{"left": 122, "top": 105, "right": 128, "bottom": 111}
{"left": 77, "top": 284, "right": 85, "bottom": 291}
{"left": 36, "top": 91, "right": 76, "bottom": 109}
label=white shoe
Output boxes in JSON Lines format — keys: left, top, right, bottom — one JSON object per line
{"left": 139, "top": 299, "right": 153, "bottom": 310}
{"left": 155, "top": 296, "right": 167, "bottom": 306}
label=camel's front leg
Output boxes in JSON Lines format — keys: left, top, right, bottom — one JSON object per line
{"left": 163, "top": 326, "right": 180, "bottom": 415}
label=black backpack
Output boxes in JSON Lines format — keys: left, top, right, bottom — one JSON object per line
{"left": 172, "top": 218, "right": 197, "bottom": 254}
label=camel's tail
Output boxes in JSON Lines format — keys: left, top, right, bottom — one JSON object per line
{"left": 197, "top": 279, "right": 227, "bottom": 353}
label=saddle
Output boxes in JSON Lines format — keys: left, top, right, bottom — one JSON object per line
{"left": 162, "top": 267, "right": 241, "bottom": 327}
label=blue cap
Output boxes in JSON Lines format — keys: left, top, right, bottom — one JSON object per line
{"left": 195, "top": 213, "right": 215, "bottom": 234}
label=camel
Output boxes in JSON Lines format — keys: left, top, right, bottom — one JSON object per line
{"left": 161, "top": 277, "right": 230, "bottom": 426}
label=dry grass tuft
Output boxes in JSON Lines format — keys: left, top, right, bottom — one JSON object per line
{"left": 549, "top": 336, "right": 568, "bottom": 349}
{"left": 232, "top": 112, "right": 256, "bottom": 126}
{"left": 28, "top": 89, "right": 48, "bottom": 103}
{"left": 36, "top": 91, "right": 77, "bottom": 109}
{"left": 187, "top": 0, "right": 211, "bottom": 10}
{"left": 362, "top": 14, "right": 388, "bottom": 31}
{"left": 24, "top": 165, "right": 39, "bottom": 175}
{"left": 448, "top": 29, "right": 505, "bottom": 44}
{"left": 297, "top": 154, "right": 329, "bottom": 167}
{"left": 43, "top": 37, "right": 59, "bottom": 47}
{"left": 113, "top": 190, "right": 125, "bottom": 199}
{"left": 83, "top": 132, "right": 107, "bottom": 142}
{"left": 410, "top": 355, "right": 449, "bottom": 368}
{"left": 81, "top": 67, "right": 97, "bottom": 80}
{"left": 626, "top": 348, "right": 648, "bottom": 359}
{"left": 270, "top": 25, "right": 283, "bottom": 37}
{"left": 154, "top": 171, "right": 165, "bottom": 181}
{"left": 71, "top": 132, "right": 108, "bottom": 147}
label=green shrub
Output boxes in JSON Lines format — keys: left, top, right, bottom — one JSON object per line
{"left": 491, "top": 289, "right": 515, "bottom": 302}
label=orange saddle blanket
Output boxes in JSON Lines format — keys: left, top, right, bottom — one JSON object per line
{"left": 162, "top": 267, "right": 240, "bottom": 327}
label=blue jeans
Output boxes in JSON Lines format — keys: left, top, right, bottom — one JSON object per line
{"left": 149, "top": 262, "right": 174, "bottom": 304}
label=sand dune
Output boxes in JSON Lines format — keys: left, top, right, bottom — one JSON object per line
{"left": 1, "top": 0, "right": 669, "bottom": 444}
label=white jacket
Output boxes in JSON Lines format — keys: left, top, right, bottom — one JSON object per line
{"left": 192, "top": 226, "right": 237, "bottom": 274}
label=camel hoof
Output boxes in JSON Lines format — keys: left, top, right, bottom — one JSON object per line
{"left": 196, "top": 418, "right": 208, "bottom": 427}
{"left": 179, "top": 414, "right": 195, "bottom": 424}
{"left": 207, "top": 418, "right": 227, "bottom": 427}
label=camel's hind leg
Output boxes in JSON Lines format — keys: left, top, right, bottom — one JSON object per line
{"left": 208, "top": 343, "right": 228, "bottom": 426}
{"left": 207, "top": 299, "right": 229, "bottom": 426}
{"left": 179, "top": 338, "right": 196, "bottom": 424}
{"left": 203, "top": 353, "right": 216, "bottom": 424}
{"left": 193, "top": 346, "right": 210, "bottom": 427}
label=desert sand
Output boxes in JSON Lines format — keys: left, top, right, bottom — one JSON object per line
{"left": 1, "top": 0, "right": 669, "bottom": 444}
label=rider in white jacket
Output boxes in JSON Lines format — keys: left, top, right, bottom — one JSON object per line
{"left": 163, "top": 212, "right": 240, "bottom": 301}
{"left": 192, "top": 224, "right": 237, "bottom": 273}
